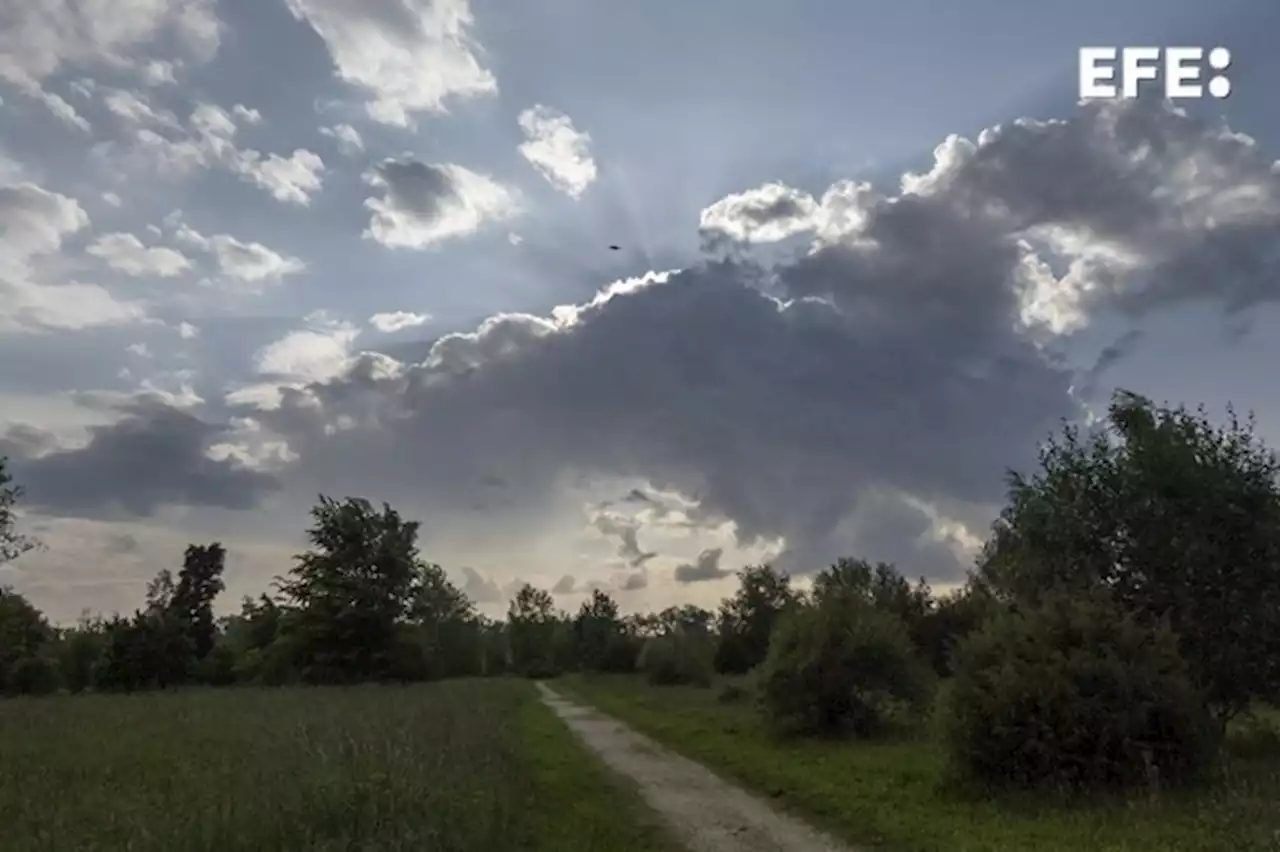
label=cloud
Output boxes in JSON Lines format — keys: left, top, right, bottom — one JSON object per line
{"left": 173, "top": 222, "right": 305, "bottom": 290}
{"left": 459, "top": 566, "right": 503, "bottom": 603}
{"left": 369, "top": 311, "right": 432, "bottom": 333}
{"left": 86, "top": 232, "right": 193, "bottom": 278}
{"left": 591, "top": 510, "right": 657, "bottom": 567}
{"left": 517, "top": 106, "right": 597, "bottom": 199}
{"left": 253, "top": 312, "right": 361, "bottom": 384}
{"left": 551, "top": 574, "right": 576, "bottom": 594}
{"left": 0, "top": 180, "right": 145, "bottom": 332}
{"left": 0, "top": 0, "right": 220, "bottom": 124}
{"left": 283, "top": 0, "right": 496, "bottom": 127}
{"left": 4, "top": 397, "right": 278, "bottom": 519}
{"left": 98, "top": 101, "right": 326, "bottom": 205}
{"left": 320, "top": 123, "right": 364, "bottom": 156}
{"left": 363, "top": 158, "right": 520, "bottom": 249}
{"left": 176, "top": 321, "right": 199, "bottom": 340}
{"left": 699, "top": 182, "right": 822, "bottom": 245}
{"left": 673, "top": 548, "right": 730, "bottom": 584}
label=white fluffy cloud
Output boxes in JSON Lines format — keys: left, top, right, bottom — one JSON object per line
{"left": 369, "top": 311, "right": 432, "bottom": 333}
{"left": 98, "top": 100, "right": 326, "bottom": 205}
{"left": 0, "top": 180, "right": 145, "bottom": 332}
{"left": 86, "top": 232, "right": 193, "bottom": 278}
{"left": 363, "top": 158, "right": 520, "bottom": 249}
{"left": 0, "top": 0, "right": 221, "bottom": 124}
{"left": 174, "top": 222, "right": 305, "bottom": 289}
{"left": 319, "top": 123, "right": 364, "bottom": 156}
{"left": 517, "top": 106, "right": 598, "bottom": 199}
{"left": 283, "top": 0, "right": 496, "bottom": 127}
{"left": 254, "top": 312, "right": 361, "bottom": 384}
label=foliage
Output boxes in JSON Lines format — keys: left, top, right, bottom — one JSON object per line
{"left": 758, "top": 594, "right": 931, "bottom": 739}
{"left": 942, "top": 586, "right": 1215, "bottom": 793}
{"left": 508, "top": 583, "right": 561, "bottom": 677}
{"left": 0, "top": 457, "right": 37, "bottom": 564}
{"left": 979, "top": 391, "right": 1280, "bottom": 729}
{"left": 637, "top": 627, "right": 713, "bottom": 687}
{"left": 277, "top": 496, "right": 424, "bottom": 683}
{"left": 714, "top": 565, "right": 798, "bottom": 674}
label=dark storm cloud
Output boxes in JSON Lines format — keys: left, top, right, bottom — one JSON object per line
{"left": 225, "top": 100, "right": 1280, "bottom": 578}
{"left": 5, "top": 398, "right": 278, "bottom": 518}
{"left": 673, "top": 548, "right": 731, "bottom": 584}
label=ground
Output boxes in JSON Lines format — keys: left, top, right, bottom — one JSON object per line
{"left": 558, "top": 674, "right": 1280, "bottom": 852}
{"left": 0, "top": 679, "right": 680, "bottom": 852}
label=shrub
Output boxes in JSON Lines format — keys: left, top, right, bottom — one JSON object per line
{"left": 717, "top": 682, "right": 747, "bottom": 704}
{"left": 758, "top": 595, "right": 930, "bottom": 739}
{"left": 942, "top": 587, "right": 1215, "bottom": 793}
{"left": 637, "top": 630, "right": 712, "bottom": 687}
{"left": 8, "top": 656, "right": 60, "bottom": 696}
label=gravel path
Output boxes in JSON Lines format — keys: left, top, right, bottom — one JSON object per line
{"left": 536, "top": 682, "right": 858, "bottom": 852}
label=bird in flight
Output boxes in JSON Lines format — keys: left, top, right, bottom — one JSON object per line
{"left": 608, "top": 245, "right": 621, "bottom": 251}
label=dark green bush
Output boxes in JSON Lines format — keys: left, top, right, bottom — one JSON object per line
{"left": 758, "top": 595, "right": 930, "bottom": 739}
{"left": 943, "top": 587, "right": 1215, "bottom": 793}
{"left": 637, "top": 630, "right": 712, "bottom": 687}
{"left": 8, "top": 656, "right": 60, "bottom": 696}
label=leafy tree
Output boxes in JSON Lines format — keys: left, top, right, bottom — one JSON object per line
{"left": 56, "top": 614, "right": 109, "bottom": 693}
{"left": 759, "top": 594, "right": 930, "bottom": 739}
{"left": 411, "top": 562, "right": 481, "bottom": 678}
{"left": 572, "top": 589, "right": 623, "bottom": 672}
{"left": 0, "top": 458, "right": 36, "bottom": 564}
{"left": 714, "top": 564, "right": 798, "bottom": 674}
{"left": 277, "top": 496, "right": 424, "bottom": 683}
{"left": 171, "top": 543, "right": 227, "bottom": 663}
{"left": 912, "top": 583, "right": 1000, "bottom": 677}
{"left": 979, "top": 391, "right": 1280, "bottom": 731}
{"left": 507, "top": 584, "right": 559, "bottom": 677}
{"left": 943, "top": 587, "right": 1214, "bottom": 793}
{"left": 637, "top": 628, "right": 713, "bottom": 686}
{"left": 0, "top": 588, "right": 54, "bottom": 693}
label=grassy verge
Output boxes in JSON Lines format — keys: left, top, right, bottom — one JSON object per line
{"left": 0, "top": 679, "right": 680, "bottom": 852}
{"left": 560, "top": 674, "right": 1280, "bottom": 852}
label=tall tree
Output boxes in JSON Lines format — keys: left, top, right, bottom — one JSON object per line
{"left": 0, "top": 458, "right": 36, "bottom": 564}
{"left": 714, "top": 564, "right": 798, "bottom": 674}
{"left": 171, "top": 543, "right": 227, "bottom": 661}
{"left": 573, "top": 589, "right": 622, "bottom": 672}
{"left": 979, "top": 390, "right": 1280, "bottom": 731}
{"left": 507, "top": 583, "right": 558, "bottom": 676}
{"left": 278, "top": 496, "right": 423, "bottom": 683}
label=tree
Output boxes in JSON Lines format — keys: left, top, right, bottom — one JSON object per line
{"left": 943, "top": 587, "right": 1214, "bottom": 793}
{"left": 979, "top": 391, "right": 1280, "bottom": 731}
{"left": 0, "top": 458, "right": 36, "bottom": 565}
{"left": 507, "top": 584, "right": 558, "bottom": 677}
{"left": 277, "top": 496, "right": 424, "bottom": 683}
{"left": 759, "top": 594, "right": 930, "bottom": 739}
{"left": 409, "top": 562, "right": 480, "bottom": 678}
{"left": 714, "top": 565, "right": 798, "bottom": 674}
{"left": 171, "top": 543, "right": 227, "bottom": 663}
{"left": 573, "top": 589, "right": 623, "bottom": 672}
{"left": 0, "top": 588, "right": 54, "bottom": 694}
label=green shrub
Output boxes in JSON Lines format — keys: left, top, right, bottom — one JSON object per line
{"left": 758, "top": 596, "right": 930, "bottom": 739}
{"left": 637, "top": 630, "right": 712, "bottom": 687}
{"left": 9, "top": 656, "right": 60, "bottom": 696}
{"left": 943, "top": 587, "right": 1215, "bottom": 793}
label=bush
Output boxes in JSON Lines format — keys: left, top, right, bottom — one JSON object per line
{"left": 942, "top": 587, "right": 1215, "bottom": 793}
{"left": 637, "top": 630, "right": 712, "bottom": 687}
{"left": 758, "top": 595, "right": 930, "bottom": 739}
{"left": 8, "top": 656, "right": 60, "bottom": 696}
{"left": 717, "top": 682, "right": 747, "bottom": 704}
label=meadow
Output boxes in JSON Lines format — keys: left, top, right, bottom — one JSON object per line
{"left": 0, "top": 679, "right": 679, "bottom": 852}
{"left": 560, "top": 674, "right": 1280, "bottom": 852}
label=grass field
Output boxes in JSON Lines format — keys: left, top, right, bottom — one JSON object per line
{"left": 560, "top": 674, "right": 1280, "bottom": 852}
{"left": 0, "top": 679, "right": 680, "bottom": 852}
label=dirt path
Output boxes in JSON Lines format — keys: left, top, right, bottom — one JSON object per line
{"left": 536, "top": 682, "right": 857, "bottom": 852}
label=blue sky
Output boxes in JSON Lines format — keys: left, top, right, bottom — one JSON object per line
{"left": 2, "top": 0, "right": 1278, "bottom": 622}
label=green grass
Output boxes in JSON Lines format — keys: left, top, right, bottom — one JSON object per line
{"left": 560, "top": 674, "right": 1280, "bottom": 852}
{"left": 0, "top": 679, "right": 681, "bottom": 852}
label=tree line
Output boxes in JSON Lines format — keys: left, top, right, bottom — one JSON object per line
{"left": 2, "top": 389, "right": 1280, "bottom": 795}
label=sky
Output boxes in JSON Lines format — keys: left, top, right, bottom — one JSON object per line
{"left": 2, "top": 0, "right": 1279, "bottom": 624}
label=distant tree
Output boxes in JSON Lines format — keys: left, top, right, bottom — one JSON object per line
{"left": 56, "top": 613, "right": 109, "bottom": 693}
{"left": 408, "top": 562, "right": 481, "bottom": 678}
{"left": 572, "top": 589, "right": 623, "bottom": 672}
{"left": 714, "top": 565, "right": 798, "bottom": 674}
{"left": 277, "top": 496, "right": 423, "bottom": 683}
{"left": 979, "top": 391, "right": 1280, "bottom": 732}
{"left": 507, "top": 584, "right": 558, "bottom": 677}
{"left": 171, "top": 543, "right": 227, "bottom": 663}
